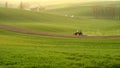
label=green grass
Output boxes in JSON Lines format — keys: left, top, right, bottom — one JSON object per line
{"left": 0, "top": 3, "right": 120, "bottom": 68}
{"left": 0, "top": 29, "right": 120, "bottom": 68}
{"left": 45, "top": 1, "right": 120, "bottom": 16}
{"left": 45, "top": 6, "right": 93, "bottom": 17}
{"left": 0, "top": 8, "right": 120, "bottom": 36}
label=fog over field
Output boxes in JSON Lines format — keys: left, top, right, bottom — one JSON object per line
{"left": 0, "top": 0, "right": 119, "bottom": 6}
{"left": 0, "top": 0, "right": 120, "bottom": 68}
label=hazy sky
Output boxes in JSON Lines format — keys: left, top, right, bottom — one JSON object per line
{"left": 0, "top": 0, "right": 119, "bottom": 6}
{"left": 1, "top": 0, "right": 119, "bottom": 3}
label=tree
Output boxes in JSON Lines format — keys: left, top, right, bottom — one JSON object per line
{"left": 5, "top": 1, "right": 8, "bottom": 8}
{"left": 20, "top": 1, "right": 24, "bottom": 9}
{"left": 92, "top": 5, "right": 117, "bottom": 20}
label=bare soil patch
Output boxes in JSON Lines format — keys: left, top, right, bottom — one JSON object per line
{"left": 0, "top": 24, "right": 120, "bottom": 38}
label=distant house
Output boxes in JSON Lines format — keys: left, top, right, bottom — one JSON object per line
{"left": 27, "top": 5, "right": 45, "bottom": 12}
{"left": 30, "top": 7, "right": 40, "bottom": 11}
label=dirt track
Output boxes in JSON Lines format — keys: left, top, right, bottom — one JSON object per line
{"left": 0, "top": 24, "right": 120, "bottom": 38}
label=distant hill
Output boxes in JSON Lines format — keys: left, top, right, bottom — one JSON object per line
{"left": 45, "top": 1, "right": 120, "bottom": 18}
{"left": 0, "top": 7, "right": 120, "bottom": 36}
{"left": 0, "top": 8, "right": 73, "bottom": 23}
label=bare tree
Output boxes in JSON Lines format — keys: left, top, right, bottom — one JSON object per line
{"left": 20, "top": 1, "right": 24, "bottom": 9}
{"left": 92, "top": 5, "right": 118, "bottom": 20}
{"left": 5, "top": 1, "right": 8, "bottom": 8}
{"left": 118, "top": 7, "right": 120, "bottom": 20}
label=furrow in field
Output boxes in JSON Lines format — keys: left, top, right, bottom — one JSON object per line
{"left": 0, "top": 24, "right": 120, "bottom": 38}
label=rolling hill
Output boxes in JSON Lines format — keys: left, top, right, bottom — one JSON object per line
{"left": 0, "top": 7, "right": 120, "bottom": 36}
{"left": 45, "top": 1, "right": 120, "bottom": 17}
{"left": 0, "top": 1, "right": 120, "bottom": 68}
{"left": 0, "top": 27, "right": 120, "bottom": 68}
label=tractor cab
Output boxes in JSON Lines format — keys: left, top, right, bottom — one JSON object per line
{"left": 74, "top": 30, "right": 83, "bottom": 36}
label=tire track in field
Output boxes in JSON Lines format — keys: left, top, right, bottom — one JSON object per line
{"left": 0, "top": 24, "right": 120, "bottom": 38}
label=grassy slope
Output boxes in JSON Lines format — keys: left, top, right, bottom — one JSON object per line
{"left": 45, "top": 1, "right": 120, "bottom": 16}
{"left": 45, "top": 6, "right": 92, "bottom": 17}
{"left": 0, "top": 29, "right": 120, "bottom": 68}
{"left": 0, "top": 8, "right": 120, "bottom": 36}
{"left": 0, "top": 2, "right": 120, "bottom": 68}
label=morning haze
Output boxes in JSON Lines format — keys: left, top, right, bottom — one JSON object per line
{"left": 0, "top": 0, "right": 120, "bottom": 68}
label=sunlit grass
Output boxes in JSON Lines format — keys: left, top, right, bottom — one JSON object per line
{"left": 0, "top": 1, "right": 120, "bottom": 68}
{"left": 0, "top": 8, "right": 120, "bottom": 36}
{"left": 0, "top": 29, "right": 120, "bottom": 68}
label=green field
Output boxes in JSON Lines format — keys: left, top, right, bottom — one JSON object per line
{"left": 45, "top": 1, "right": 120, "bottom": 16}
{"left": 0, "top": 1, "right": 120, "bottom": 68}
{"left": 0, "top": 8, "right": 120, "bottom": 36}
{"left": 0, "top": 29, "right": 120, "bottom": 68}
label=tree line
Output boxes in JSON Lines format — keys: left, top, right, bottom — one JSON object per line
{"left": 93, "top": 6, "right": 120, "bottom": 20}
{"left": 0, "top": 1, "right": 45, "bottom": 11}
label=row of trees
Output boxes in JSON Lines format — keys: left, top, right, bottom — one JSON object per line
{"left": 0, "top": 1, "right": 45, "bottom": 11}
{"left": 93, "top": 6, "right": 120, "bottom": 20}
{"left": 1, "top": 1, "right": 28, "bottom": 9}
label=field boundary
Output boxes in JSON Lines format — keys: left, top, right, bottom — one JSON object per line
{"left": 0, "top": 24, "right": 120, "bottom": 38}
